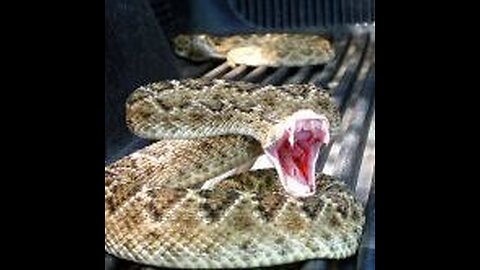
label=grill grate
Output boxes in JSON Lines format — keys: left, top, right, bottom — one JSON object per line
{"left": 229, "top": 0, "right": 375, "bottom": 29}
{"left": 106, "top": 24, "right": 375, "bottom": 270}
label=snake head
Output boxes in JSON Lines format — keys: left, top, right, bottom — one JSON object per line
{"left": 173, "top": 34, "right": 223, "bottom": 61}
{"left": 265, "top": 110, "right": 331, "bottom": 198}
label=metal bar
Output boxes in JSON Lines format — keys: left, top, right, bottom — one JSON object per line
{"left": 321, "top": 29, "right": 374, "bottom": 190}
{"left": 242, "top": 66, "right": 269, "bottom": 83}
{"left": 324, "top": 64, "right": 375, "bottom": 189}
{"left": 261, "top": 66, "right": 291, "bottom": 85}
{"left": 355, "top": 110, "right": 375, "bottom": 207}
{"left": 202, "top": 62, "right": 232, "bottom": 79}
{"left": 222, "top": 65, "right": 249, "bottom": 80}
{"left": 284, "top": 66, "right": 314, "bottom": 84}
{"left": 310, "top": 31, "right": 353, "bottom": 88}
{"left": 331, "top": 29, "right": 370, "bottom": 111}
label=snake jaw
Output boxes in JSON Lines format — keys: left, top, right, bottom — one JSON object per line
{"left": 265, "top": 110, "right": 330, "bottom": 198}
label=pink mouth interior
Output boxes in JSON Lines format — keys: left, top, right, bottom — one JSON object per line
{"left": 266, "top": 118, "right": 329, "bottom": 197}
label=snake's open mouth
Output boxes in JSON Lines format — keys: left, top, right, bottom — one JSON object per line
{"left": 266, "top": 110, "right": 330, "bottom": 198}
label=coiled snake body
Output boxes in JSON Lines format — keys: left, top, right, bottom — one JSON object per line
{"left": 105, "top": 79, "right": 365, "bottom": 268}
{"left": 172, "top": 33, "right": 335, "bottom": 67}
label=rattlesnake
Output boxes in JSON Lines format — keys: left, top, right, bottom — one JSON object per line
{"left": 172, "top": 33, "right": 335, "bottom": 67}
{"left": 105, "top": 79, "right": 365, "bottom": 268}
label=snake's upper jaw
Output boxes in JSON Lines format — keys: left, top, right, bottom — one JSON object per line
{"left": 265, "top": 110, "right": 330, "bottom": 198}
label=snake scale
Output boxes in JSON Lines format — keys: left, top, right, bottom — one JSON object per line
{"left": 172, "top": 33, "right": 335, "bottom": 67}
{"left": 105, "top": 78, "right": 365, "bottom": 269}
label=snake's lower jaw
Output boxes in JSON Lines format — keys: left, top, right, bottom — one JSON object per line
{"left": 279, "top": 173, "right": 316, "bottom": 198}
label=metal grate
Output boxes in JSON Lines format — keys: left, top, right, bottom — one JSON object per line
{"left": 106, "top": 24, "right": 375, "bottom": 270}
{"left": 229, "top": 0, "right": 375, "bottom": 29}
